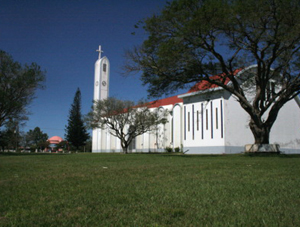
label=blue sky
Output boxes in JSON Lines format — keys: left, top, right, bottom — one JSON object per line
{"left": 0, "top": 0, "right": 168, "bottom": 138}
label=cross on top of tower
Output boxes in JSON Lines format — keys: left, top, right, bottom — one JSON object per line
{"left": 96, "top": 45, "right": 103, "bottom": 59}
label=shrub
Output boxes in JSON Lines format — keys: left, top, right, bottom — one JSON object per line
{"left": 165, "top": 146, "right": 173, "bottom": 153}
{"left": 174, "top": 147, "right": 180, "bottom": 153}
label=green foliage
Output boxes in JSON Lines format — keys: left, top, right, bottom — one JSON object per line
{"left": 174, "top": 147, "right": 180, "bottom": 153}
{"left": 130, "top": 0, "right": 300, "bottom": 97}
{"left": 1, "top": 153, "right": 300, "bottom": 226}
{"left": 164, "top": 146, "right": 173, "bottom": 153}
{"left": 0, "top": 129, "right": 17, "bottom": 151}
{"left": 0, "top": 120, "right": 22, "bottom": 151}
{"left": 86, "top": 97, "right": 168, "bottom": 153}
{"left": 65, "top": 88, "right": 89, "bottom": 150}
{"left": 24, "top": 127, "right": 48, "bottom": 151}
{"left": 56, "top": 141, "right": 69, "bottom": 153}
{"left": 0, "top": 50, "right": 45, "bottom": 127}
{"left": 125, "top": 0, "right": 300, "bottom": 144}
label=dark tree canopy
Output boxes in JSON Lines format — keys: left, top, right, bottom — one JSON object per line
{"left": 86, "top": 97, "right": 168, "bottom": 153}
{"left": 0, "top": 119, "right": 23, "bottom": 151}
{"left": 0, "top": 50, "right": 45, "bottom": 128}
{"left": 25, "top": 127, "right": 48, "bottom": 150}
{"left": 0, "top": 128, "right": 17, "bottom": 151}
{"left": 65, "top": 88, "right": 89, "bottom": 150}
{"left": 124, "top": 0, "right": 300, "bottom": 145}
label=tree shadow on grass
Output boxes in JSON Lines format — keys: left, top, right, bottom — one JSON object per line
{"left": 0, "top": 152, "right": 70, "bottom": 156}
{"left": 244, "top": 152, "right": 300, "bottom": 158}
{"left": 161, "top": 153, "right": 230, "bottom": 158}
{"left": 161, "top": 153, "right": 300, "bottom": 159}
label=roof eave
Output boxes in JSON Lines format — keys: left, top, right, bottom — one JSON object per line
{"left": 178, "top": 87, "right": 223, "bottom": 99}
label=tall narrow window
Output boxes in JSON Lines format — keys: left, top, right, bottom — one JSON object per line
{"left": 184, "top": 106, "right": 186, "bottom": 140}
{"left": 216, "top": 108, "right": 218, "bottom": 129}
{"left": 206, "top": 109, "right": 208, "bottom": 130}
{"left": 171, "top": 117, "right": 173, "bottom": 143}
{"left": 201, "top": 103, "right": 204, "bottom": 139}
{"left": 192, "top": 105, "right": 195, "bottom": 140}
{"left": 103, "top": 63, "right": 107, "bottom": 72}
{"left": 188, "top": 112, "right": 190, "bottom": 132}
{"left": 220, "top": 100, "right": 224, "bottom": 138}
{"left": 197, "top": 110, "right": 199, "bottom": 131}
{"left": 211, "top": 102, "right": 213, "bottom": 139}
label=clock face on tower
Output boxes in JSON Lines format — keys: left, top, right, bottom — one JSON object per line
{"left": 102, "top": 81, "right": 106, "bottom": 86}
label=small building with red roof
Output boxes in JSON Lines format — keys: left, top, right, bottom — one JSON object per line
{"left": 47, "top": 136, "right": 68, "bottom": 152}
{"left": 48, "top": 136, "right": 64, "bottom": 144}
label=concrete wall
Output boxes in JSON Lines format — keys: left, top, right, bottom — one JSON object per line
{"left": 270, "top": 98, "right": 300, "bottom": 153}
{"left": 172, "top": 104, "right": 183, "bottom": 149}
{"left": 182, "top": 91, "right": 226, "bottom": 154}
{"left": 224, "top": 92, "right": 253, "bottom": 149}
{"left": 92, "top": 91, "right": 300, "bottom": 154}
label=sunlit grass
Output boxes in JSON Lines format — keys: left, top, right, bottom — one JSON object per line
{"left": 1, "top": 153, "right": 300, "bottom": 226}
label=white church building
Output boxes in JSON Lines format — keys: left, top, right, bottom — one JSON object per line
{"left": 92, "top": 47, "right": 300, "bottom": 154}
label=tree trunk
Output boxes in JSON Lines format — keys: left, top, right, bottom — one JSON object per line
{"left": 249, "top": 120, "right": 270, "bottom": 144}
{"left": 122, "top": 146, "right": 128, "bottom": 154}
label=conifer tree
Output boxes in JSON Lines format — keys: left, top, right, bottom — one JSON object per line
{"left": 65, "top": 88, "right": 89, "bottom": 150}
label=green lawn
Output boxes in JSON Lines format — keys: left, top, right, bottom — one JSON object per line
{"left": 1, "top": 153, "right": 300, "bottom": 226}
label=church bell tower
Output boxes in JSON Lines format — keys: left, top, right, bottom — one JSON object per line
{"left": 92, "top": 45, "right": 110, "bottom": 152}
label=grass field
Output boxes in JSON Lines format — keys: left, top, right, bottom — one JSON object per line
{"left": 1, "top": 153, "right": 300, "bottom": 226}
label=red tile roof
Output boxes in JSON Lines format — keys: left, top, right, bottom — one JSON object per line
{"left": 48, "top": 136, "right": 64, "bottom": 144}
{"left": 133, "top": 69, "right": 244, "bottom": 109}
{"left": 147, "top": 95, "right": 183, "bottom": 108}
{"left": 188, "top": 69, "right": 242, "bottom": 93}
{"left": 146, "top": 69, "right": 242, "bottom": 107}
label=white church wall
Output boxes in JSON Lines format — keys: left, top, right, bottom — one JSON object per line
{"left": 148, "top": 130, "right": 156, "bottom": 152}
{"left": 225, "top": 78, "right": 300, "bottom": 154}
{"left": 270, "top": 98, "right": 300, "bottom": 153}
{"left": 182, "top": 92, "right": 226, "bottom": 154}
{"left": 224, "top": 92, "right": 253, "bottom": 153}
{"left": 156, "top": 107, "right": 166, "bottom": 152}
{"left": 92, "top": 128, "right": 102, "bottom": 153}
{"left": 158, "top": 106, "right": 172, "bottom": 151}
{"left": 116, "top": 136, "right": 121, "bottom": 152}
{"left": 135, "top": 134, "right": 145, "bottom": 153}
{"left": 138, "top": 106, "right": 171, "bottom": 152}
{"left": 106, "top": 129, "right": 111, "bottom": 152}
{"left": 101, "top": 128, "right": 108, "bottom": 152}
{"left": 141, "top": 132, "right": 150, "bottom": 152}
{"left": 164, "top": 113, "right": 172, "bottom": 149}
{"left": 110, "top": 132, "right": 119, "bottom": 153}
{"left": 172, "top": 104, "right": 183, "bottom": 150}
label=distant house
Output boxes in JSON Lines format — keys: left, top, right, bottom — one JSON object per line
{"left": 92, "top": 65, "right": 300, "bottom": 154}
{"left": 47, "top": 136, "right": 65, "bottom": 152}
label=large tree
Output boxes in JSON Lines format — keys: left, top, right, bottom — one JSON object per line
{"left": 124, "top": 0, "right": 300, "bottom": 145}
{"left": 86, "top": 97, "right": 168, "bottom": 153}
{"left": 0, "top": 50, "right": 45, "bottom": 128}
{"left": 65, "top": 88, "right": 89, "bottom": 150}
{"left": 25, "top": 127, "right": 48, "bottom": 151}
{"left": 0, "top": 119, "right": 22, "bottom": 151}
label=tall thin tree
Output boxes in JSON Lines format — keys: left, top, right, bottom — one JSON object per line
{"left": 65, "top": 88, "right": 89, "bottom": 150}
